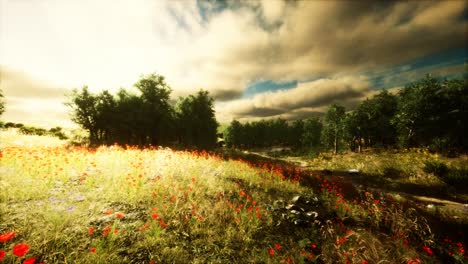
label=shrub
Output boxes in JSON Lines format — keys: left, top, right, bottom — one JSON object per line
{"left": 383, "top": 166, "right": 405, "bottom": 179}
{"left": 441, "top": 169, "right": 468, "bottom": 188}
{"left": 423, "top": 160, "right": 449, "bottom": 177}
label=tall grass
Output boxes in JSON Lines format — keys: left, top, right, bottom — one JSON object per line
{"left": 0, "top": 132, "right": 466, "bottom": 263}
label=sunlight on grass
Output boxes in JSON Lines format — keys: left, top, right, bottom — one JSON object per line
{"left": 1, "top": 142, "right": 466, "bottom": 263}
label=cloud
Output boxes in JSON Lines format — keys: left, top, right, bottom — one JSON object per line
{"left": 216, "top": 76, "right": 371, "bottom": 122}
{"left": 1, "top": 0, "right": 466, "bottom": 126}
{"left": 0, "top": 67, "right": 67, "bottom": 99}
{"left": 165, "top": 0, "right": 467, "bottom": 102}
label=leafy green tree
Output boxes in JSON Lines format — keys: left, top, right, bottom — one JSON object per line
{"left": 301, "top": 117, "right": 322, "bottom": 151}
{"left": 0, "top": 89, "right": 4, "bottom": 117}
{"left": 346, "top": 90, "right": 398, "bottom": 151}
{"left": 66, "top": 86, "right": 99, "bottom": 145}
{"left": 135, "top": 73, "right": 174, "bottom": 146}
{"left": 114, "top": 88, "right": 145, "bottom": 145}
{"left": 225, "top": 120, "right": 243, "bottom": 148}
{"left": 392, "top": 75, "right": 466, "bottom": 150}
{"left": 322, "top": 104, "right": 346, "bottom": 154}
{"left": 288, "top": 119, "right": 304, "bottom": 149}
{"left": 95, "top": 90, "right": 117, "bottom": 144}
{"left": 176, "top": 90, "right": 218, "bottom": 149}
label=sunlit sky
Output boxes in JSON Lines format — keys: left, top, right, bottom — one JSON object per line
{"left": 1, "top": 0, "right": 467, "bottom": 128}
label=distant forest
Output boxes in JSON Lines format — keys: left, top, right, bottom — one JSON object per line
{"left": 0, "top": 74, "right": 466, "bottom": 153}
{"left": 225, "top": 75, "right": 468, "bottom": 154}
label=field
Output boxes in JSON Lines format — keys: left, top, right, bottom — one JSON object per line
{"left": 1, "top": 131, "right": 467, "bottom": 263}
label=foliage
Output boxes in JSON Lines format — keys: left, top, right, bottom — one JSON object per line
{"left": 176, "top": 90, "right": 218, "bottom": 150}
{"left": 393, "top": 75, "right": 468, "bottom": 151}
{"left": 66, "top": 74, "right": 217, "bottom": 149}
{"left": 423, "top": 160, "right": 449, "bottom": 178}
{"left": 0, "top": 88, "right": 5, "bottom": 117}
{"left": 224, "top": 75, "right": 466, "bottom": 154}
{"left": 321, "top": 104, "right": 346, "bottom": 154}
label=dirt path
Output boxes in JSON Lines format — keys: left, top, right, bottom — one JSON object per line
{"left": 244, "top": 150, "right": 468, "bottom": 222}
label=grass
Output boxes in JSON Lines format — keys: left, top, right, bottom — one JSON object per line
{"left": 1, "top": 131, "right": 467, "bottom": 263}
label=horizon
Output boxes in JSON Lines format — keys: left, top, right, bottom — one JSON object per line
{"left": 1, "top": 0, "right": 467, "bottom": 129}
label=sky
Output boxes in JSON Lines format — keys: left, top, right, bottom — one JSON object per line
{"left": 1, "top": 0, "right": 467, "bottom": 128}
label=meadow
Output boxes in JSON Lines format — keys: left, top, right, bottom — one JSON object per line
{"left": 0, "top": 131, "right": 467, "bottom": 263}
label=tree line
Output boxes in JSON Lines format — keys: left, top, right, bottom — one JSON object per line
{"left": 225, "top": 75, "right": 467, "bottom": 154}
{"left": 66, "top": 73, "right": 218, "bottom": 149}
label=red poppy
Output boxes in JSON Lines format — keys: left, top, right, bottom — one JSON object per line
{"left": 90, "top": 247, "right": 96, "bottom": 253}
{"left": 274, "top": 244, "right": 281, "bottom": 250}
{"left": 151, "top": 213, "right": 159, "bottom": 219}
{"left": 311, "top": 244, "right": 317, "bottom": 249}
{"left": 116, "top": 213, "right": 124, "bottom": 219}
{"left": 23, "top": 257, "right": 36, "bottom": 264}
{"left": 269, "top": 248, "right": 275, "bottom": 256}
{"left": 422, "top": 246, "right": 433, "bottom": 255}
{"left": 0, "top": 250, "right": 5, "bottom": 261}
{"left": 102, "top": 226, "right": 111, "bottom": 237}
{"left": 105, "top": 209, "right": 113, "bottom": 215}
{"left": 13, "top": 243, "right": 29, "bottom": 257}
{"left": 88, "top": 227, "right": 94, "bottom": 235}
{"left": 0, "top": 231, "right": 16, "bottom": 242}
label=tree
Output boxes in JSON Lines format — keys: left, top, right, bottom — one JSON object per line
{"left": 0, "top": 88, "right": 5, "bottom": 117}
{"left": 66, "top": 86, "right": 99, "bottom": 145}
{"left": 346, "top": 90, "right": 398, "bottom": 151}
{"left": 135, "top": 73, "right": 174, "bottom": 146}
{"left": 288, "top": 119, "right": 304, "bottom": 149}
{"left": 322, "top": 104, "right": 346, "bottom": 154}
{"left": 393, "top": 75, "right": 452, "bottom": 148}
{"left": 176, "top": 90, "right": 218, "bottom": 149}
{"left": 225, "top": 120, "right": 242, "bottom": 148}
{"left": 301, "top": 117, "right": 322, "bottom": 151}
{"left": 95, "top": 90, "right": 116, "bottom": 144}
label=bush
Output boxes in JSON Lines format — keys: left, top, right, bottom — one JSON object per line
{"left": 423, "top": 160, "right": 449, "bottom": 177}
{"left": 441, "top": 169, "right": 468, "bottom": 188}
{"left": 383, "top": 167, "right": 405, "bottom": 179}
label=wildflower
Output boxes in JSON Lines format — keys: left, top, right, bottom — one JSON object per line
{"left": 88, "top": 227, "right": 94, "bottom": 235}
{"left": 275, "top": 244, "right": 281, "bottom": 250}
{"left": 114, "top": 230, "right": 119, "bottom": 235}
{"left": 23, "top": 257, "right": 36, "bottom": 264}
{"left": 151, "top": 213, "right": 159, "bottom": 219}
{"left": 422, "top": 246, "right": 433, "bottom": 255}
{"left": 362, "top": 261, "right": 368, "bottom": 264}
{"left": 311, "top": 244, "right": 317, "bottom": 249}
{"left": 0, "top": 231, "right": 16, "bottom": 242}
{"left": 0, "top": 250, "right": 5, "bottom": 261}
{"left": 374, "top": 199, "right": 380, "bottom": 204}
{"left": 159, "top": 219, "right": 167, "bottom": 228}
{"left": 102, "top": 226, "right": 111, "bottom": 237}
{"left": 67, "top": 206, "right": 75, "bottom": 212}
{"left": 407, "top": 258, "right": 420, "bottom": 264}
{"left": 90, "top": 247, "right": 96, "bottom": 253}
{"left": 105, "top": 209, "right": 113, "bottom": 215}
{"left": 269, "top": 248, "right": 275, "bottom": 256}
{"left": 13, "top": 243, "right": 29, "bottom": 257}
{"left": 116, "top": 213, "right": 124, "bottom": 219}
